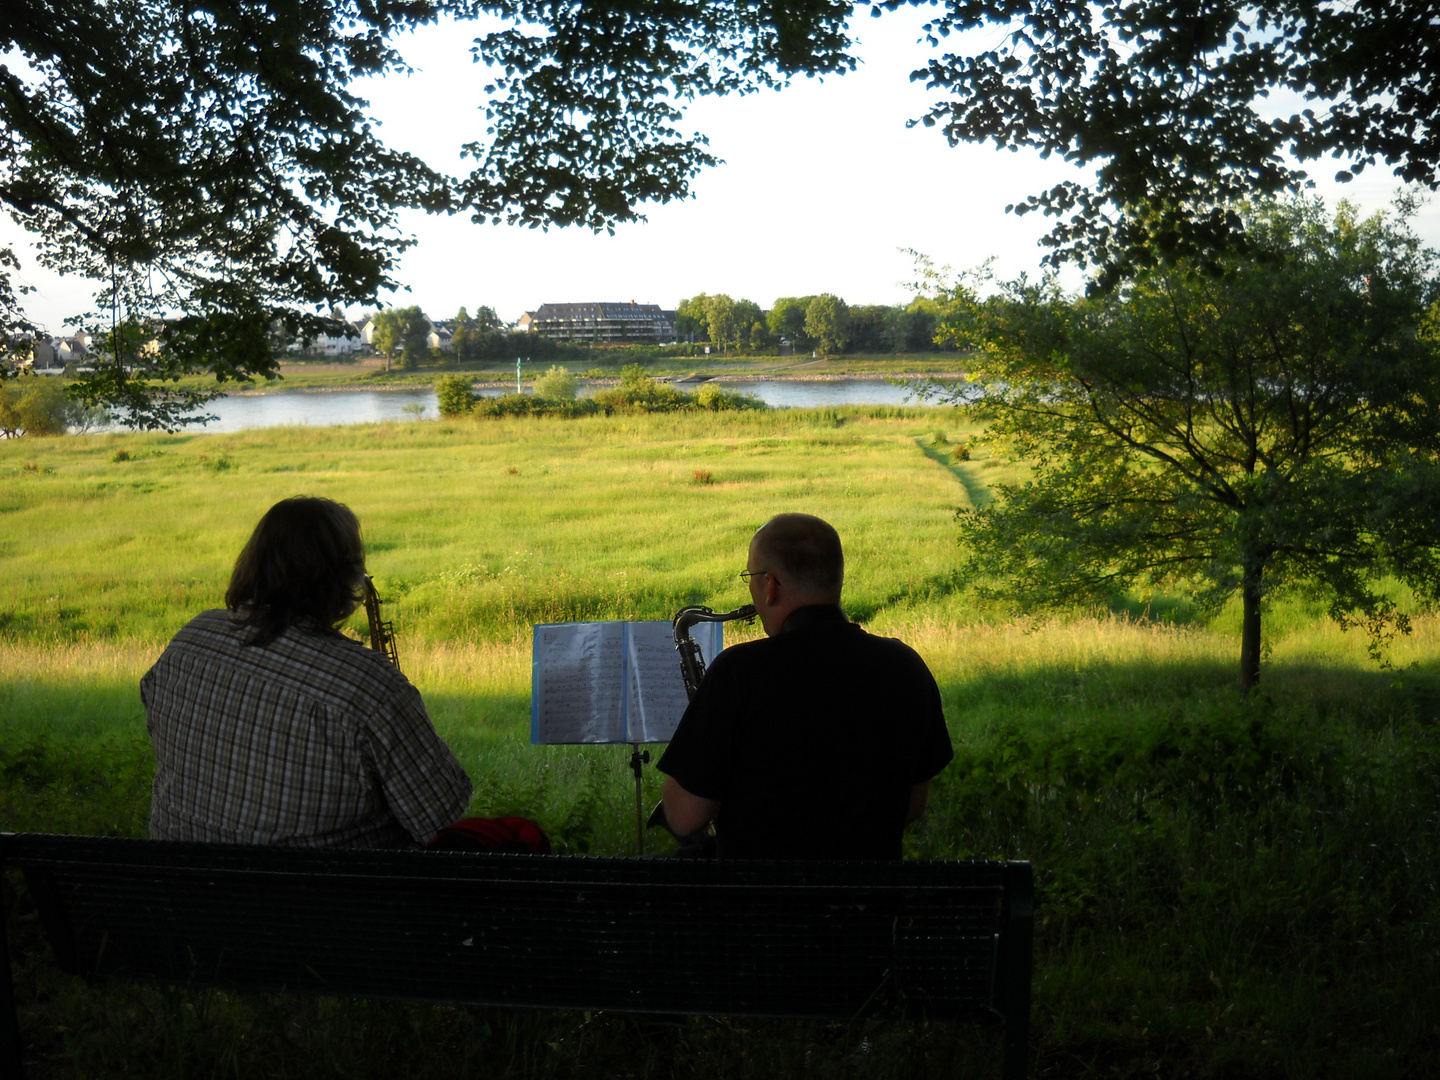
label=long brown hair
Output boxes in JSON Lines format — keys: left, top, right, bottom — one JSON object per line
{"left": 226, "top": 497, "right": 366, "bottom": 646}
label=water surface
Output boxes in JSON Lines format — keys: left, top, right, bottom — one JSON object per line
{"left": 176, "top": 378, "right": 962, "bottom": 433}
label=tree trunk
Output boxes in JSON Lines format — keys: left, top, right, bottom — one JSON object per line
{"left": 1239, "top": 562, "right": 1262, "bottom": 696}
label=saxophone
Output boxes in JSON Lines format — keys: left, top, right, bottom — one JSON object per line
{"left": 647, "top": 603, "right": 757, "bottom": 850}
{"left": 363, "top": 574, "right": 401, "bottom": 670}
{"left": 672, "top": 604, "right": 757, "bottom": 699}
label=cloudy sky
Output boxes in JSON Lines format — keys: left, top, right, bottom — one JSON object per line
{"left": 5, "top": 5, "right": 1437, "bottom": 331}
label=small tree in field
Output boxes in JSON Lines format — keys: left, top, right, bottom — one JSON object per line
{"left": 533, "top": 365, "right": 577, "bottom": 400}
{"left": 434, "top": 374, "right": 475, "bottom": 417}
{"left": 941, "top": 197, "right": 1440, "bottom": 694}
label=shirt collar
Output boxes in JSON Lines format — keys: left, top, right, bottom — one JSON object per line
{"left": 779, "top": 604, "right": 849, "bottom": 634}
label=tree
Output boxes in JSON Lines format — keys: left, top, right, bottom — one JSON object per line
{"left": 451, "top": 307, "right": 472, "bottom": 360}
{"left": 15, "top": 2, "right": 1429, "bottom": 425}
{"left": 941, "top": 197, "right": 1440, "bottom": 694}
{"left": 732, "top": 299, "right": 763, "bottom": 350}
{"left": 0, "top": 373, "right": 103, "bottom": 436}
{"left": 888, "top": 300, "right": 942, "bottom": 353}
{"left": 888, "top": 0, "right": 1440, "bottom": 282}
{"left": 434, "top": 374, "right": 476, "bottom": 417}
{"left": 534, "top": 364, "right": 578, "bottom": 400}
{"left": 804, "top": 294, "right": 850, "bottom": 357}
{"left": 368, "top": 306, "right": 428, "bottom": 370}
{"left": 1, "top": 0, "right": 454, "bottom": 424}
{"left": 369, "top": 310, "right": 404, "bottom": 363}
{"left": 767, "top": 296, "right": 815, "bottom": 351}
{"left": 675, "top": 295, "right": 709, "bottom": 342}
{"left": 466, "top": 0, "right": 1440, "bottom": 280}
{"left": 399, "top": 308, "right": 431, "bottom": 371}
{"left": 2, "top": 2, "right": 855, "bottom": 424}
{"left": 704, "top": 294, "right": 739, "bottom": 355}
{"left": 847, "top": 304, "right": 892, "bottom": 353}
{"left": 0, "top": 375, "right": 66, "bottom": 436}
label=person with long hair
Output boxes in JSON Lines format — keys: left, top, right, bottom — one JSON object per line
{"left": 143, "top": 496, "right": 472, "bottom": 848}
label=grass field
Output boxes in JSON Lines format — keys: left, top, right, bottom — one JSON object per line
{"left": 3, "top": 406, "right": 1438, "bottom": 1077}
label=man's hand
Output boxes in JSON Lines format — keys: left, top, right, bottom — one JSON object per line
{"left": 661, "top": 776, "right": 719, "bottom": 837}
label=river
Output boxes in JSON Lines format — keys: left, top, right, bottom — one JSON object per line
{"left": 180, "top": 377, "right": 963, "bottom": 433}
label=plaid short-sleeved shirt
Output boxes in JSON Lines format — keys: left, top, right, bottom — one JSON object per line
{"left": 143, "top": 609, "right": 473, "bottom": 848}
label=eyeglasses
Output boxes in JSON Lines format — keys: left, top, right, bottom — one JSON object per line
{"left": 739, "top": 569, "right": 770, "bottom": 583}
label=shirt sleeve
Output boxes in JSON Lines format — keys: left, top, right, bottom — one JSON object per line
{"left": 359, "top": 680, "right": 474, "bottom": 844}
{"left": 910, "top": 655, "right": 954, "bottom": 784}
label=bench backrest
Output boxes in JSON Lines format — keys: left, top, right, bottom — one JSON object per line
{"left": 3, "top": 834, "right": 1032, "bottom": 1074}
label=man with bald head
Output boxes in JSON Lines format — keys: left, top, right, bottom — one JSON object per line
{"left": 657, "top": 513, "right": 953, "bottom": 859}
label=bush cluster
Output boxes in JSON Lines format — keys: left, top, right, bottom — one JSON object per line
{"left": 435, "top": 366, "right": 767, "bottom": 420}
{"left": 0, "top": 376, "right": 105, "bottom": 437}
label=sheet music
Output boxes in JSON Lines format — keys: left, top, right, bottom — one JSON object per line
{"left": 532, "top": 620, "right": 722, "bottom": 744}
{"left": 531, "top": 622, "right": 625, "bottom": 743}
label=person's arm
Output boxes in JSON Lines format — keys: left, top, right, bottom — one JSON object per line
{"left": 906, "top": 780, "right": 931, "bottom": 824}
{"left": 661, "top": 776, "right": 719, "bottom": 837}
{"left": 366, "top": 682, "right": 474, "bottom": 844}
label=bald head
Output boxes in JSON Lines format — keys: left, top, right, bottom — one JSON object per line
{"left": 750, "top": 514, "right": 844, "bottom": 603}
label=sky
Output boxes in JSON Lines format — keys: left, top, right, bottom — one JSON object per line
{"left": 5, "top": 5, "right": 1438, "bottom": 332}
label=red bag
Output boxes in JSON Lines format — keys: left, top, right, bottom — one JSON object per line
{"left": 426, "top": 816, "right": 552, "bottom": 854}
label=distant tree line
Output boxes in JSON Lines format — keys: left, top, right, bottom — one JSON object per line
{"left": 674, "top": 293, "right": 956, "bottom": 357}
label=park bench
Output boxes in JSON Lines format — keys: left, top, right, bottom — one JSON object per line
{"left": 0, "top": 833, "right": 1033, "bottom": 1079}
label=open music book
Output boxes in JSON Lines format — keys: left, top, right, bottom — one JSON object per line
{"left": 530, "top": 620, "right": 723, "bottom": 744}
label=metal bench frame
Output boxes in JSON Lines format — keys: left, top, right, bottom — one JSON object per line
{"left": 1, "top": 834, "right": 1032, "bottom": 1079}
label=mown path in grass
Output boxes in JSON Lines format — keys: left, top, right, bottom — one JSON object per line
{"left": 4, "top": 406, "right": 1439, "bottom": 1077}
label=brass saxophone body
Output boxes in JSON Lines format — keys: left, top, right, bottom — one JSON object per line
{"left": 672, "top": 604, "right": 756, "bottom": 699}
{"left": 363, "top": 574, "right": 401, "bottom": 671}
{"left": 650, "top": 602, "right": 758, "bottom": 849}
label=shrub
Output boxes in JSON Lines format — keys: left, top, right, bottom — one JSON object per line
{"left": 434, "top": 375, "right": 476, "bottom": 416}
{"left": 472, "top": 394, "right": 602, "bottom": 419}
{"left": 952, "top": 442, "right": 970, "bottom": 462}
{"left": 533, "top": 365, "right": 578, "bottom": 401}
{"left": 694, "top": 382, "right": 766, "bottom": 412}
{"left": 111, "top": 449, "right": 131, "bottom": 462}
{"left": 0, "top": 377, "right": 71, "bottom": 437}
{"left": 590, "top": 365, "right": 692, "bottom": 414}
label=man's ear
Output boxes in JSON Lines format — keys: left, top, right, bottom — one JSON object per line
{"left": 764, "top": 573, "right": 783, "bottom": 607}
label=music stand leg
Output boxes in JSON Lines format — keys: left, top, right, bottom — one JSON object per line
{"left": 628, "top": 744, "right": 651, "bottom": 855}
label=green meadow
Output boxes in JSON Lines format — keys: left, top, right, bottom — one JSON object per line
{"left": 3, "top": 406, "right": 1438, "bottom": 1077}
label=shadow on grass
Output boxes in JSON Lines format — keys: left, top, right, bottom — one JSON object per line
{"left": 7, "top": 658, "right": 1440, "bottom": 1078}
{"left": 915, "top": 658, "right": 1440, "bottom": 1079}
{"left": 1103, "top": 591, "right": 1207, "bottom": 626}
{"left": 914, "top": 437, "right": 991, "bottom": 510}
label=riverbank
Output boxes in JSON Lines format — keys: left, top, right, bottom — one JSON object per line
{"left": 223, "top": 353, "right": 968, "bottom": 394}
